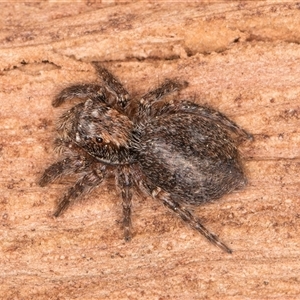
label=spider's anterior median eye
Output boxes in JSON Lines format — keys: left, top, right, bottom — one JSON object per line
{"left": 96, "top": 136, "right": 103, "bottom": 143}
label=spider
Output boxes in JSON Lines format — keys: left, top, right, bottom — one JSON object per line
{"left": 39, "top": 62, "right": 252, "bottom": 253}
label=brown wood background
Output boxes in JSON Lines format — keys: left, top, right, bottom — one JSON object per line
{"left": 1, "top": 1, "right": 300, "bottom": 299}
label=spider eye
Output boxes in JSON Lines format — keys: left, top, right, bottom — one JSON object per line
{"left": 96, "top": 136, "right": 103, "bottom": 143}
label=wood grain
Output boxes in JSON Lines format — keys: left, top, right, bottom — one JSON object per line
{"left": 1, "top": 2, "right": 300, "bottom": 299}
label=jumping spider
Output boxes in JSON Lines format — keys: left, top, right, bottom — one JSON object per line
{"left": 39, "top": 62, "right": 252, "bottom": 253}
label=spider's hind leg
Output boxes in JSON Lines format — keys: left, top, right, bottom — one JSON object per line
{"left": 146, "top": 99, "right": 252, "bottom": 141}
{"left": 173, "top": 101, "right": 253, "bottom": 141}
{"left": 154, "top": 189, "right": 233, "bottom": 254}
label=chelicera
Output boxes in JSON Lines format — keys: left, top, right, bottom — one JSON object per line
{"left": 39, "top": 62, "right": 252, "bottom": 253}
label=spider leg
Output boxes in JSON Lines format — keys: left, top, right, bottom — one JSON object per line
{"left": 146, "top": 99, "right": 252, "bottom": 141}
{"left": 53, "top": 84, "right": 106, "bottom": 107}
{"left": 39, "top": 156, "right": 87, "bottom": 187}
{"left": 54, "top": 168, "right": 105, "bottom": 217}
{"left": 92, "top": 62, "right": 130, "bottom": 110}
{"left": 172, "top": 101, "right": 252, "bottom": 140}
{"left": 137, "top": 80, "right": 188, "bottom": 120}
{"left": 154, "top": 189, "right": 232, "bottom": 254}
{"left": 141, "top": 80, "right": 187, "bottom": 103}
{"left": 116, "top": 166, "right": 133, "bottom": 241}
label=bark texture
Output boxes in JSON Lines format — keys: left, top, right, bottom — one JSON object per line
{"left": 1, "top": 2, "right": 300, "bottom": 299}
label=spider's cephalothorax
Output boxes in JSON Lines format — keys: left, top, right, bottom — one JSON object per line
{"left": 39, "top": 62, "right": 252, "bottom": 253}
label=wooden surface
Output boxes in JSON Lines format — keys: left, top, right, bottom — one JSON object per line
{"left": 1, "top": 2, "right": 300, "bottom": 299}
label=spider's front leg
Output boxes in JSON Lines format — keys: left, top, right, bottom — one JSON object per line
{"left": 154, "top": 189, "right": 233, "bottom": 254}
{"left": 54, "top": 167, "right": 106, "bottom": 217}
{"left": 53, "top": 63, "right": 130, "bottom": 110}
{"left": 116, "top": 165, "right": 134, "bottom": 241}
{"left": 92, "top": 62, "right": 130, "bottom": 110}
{"left": 39, "top": 151, "right": 106, "bottom": 216}
{"left": 39, "top": 153, "right": 92, "bottom": 187}
{"left": 53, "top": 84, "right": 106, "bottom": 107}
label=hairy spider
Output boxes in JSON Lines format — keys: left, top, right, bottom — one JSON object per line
{"left": 39, "top": 62, "right": 252, "bottom": 253}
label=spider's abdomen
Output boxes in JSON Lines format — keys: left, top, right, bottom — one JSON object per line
{"left": 135, "top": 113, "right": 246, "bottom": 205}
